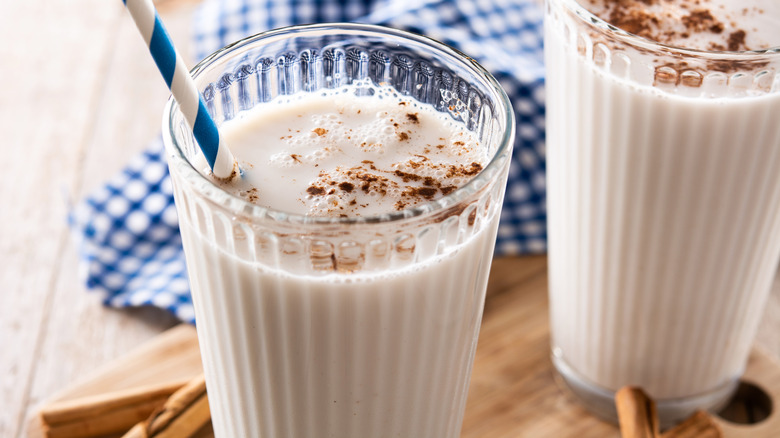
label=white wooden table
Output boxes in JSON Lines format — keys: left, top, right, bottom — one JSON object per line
{"left": 2, "top": 1, "right": 780, "bottom": 437}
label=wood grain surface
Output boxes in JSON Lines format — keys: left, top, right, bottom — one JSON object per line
{"left": 2, "top": 1, "right": 780, "bottom": 437}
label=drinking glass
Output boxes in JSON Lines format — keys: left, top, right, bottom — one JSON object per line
{"left": 163, "top": 23, "right": 514, "bottom": 437}
{"left": 545, "top": 0, "right": 780, "bottom": 426}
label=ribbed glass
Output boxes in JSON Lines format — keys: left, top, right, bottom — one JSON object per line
{"left": 545, "top": 0, "right": 780, "bottom": 426}
{"left": 163, "top": 24, "right": 514, "bottom": 438}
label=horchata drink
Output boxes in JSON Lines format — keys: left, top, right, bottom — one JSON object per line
{"left": 545, "top": 0, "right": 780, "bottom": 426}
{"left": 162, "top": 24, "right": 514, "bottom": 438}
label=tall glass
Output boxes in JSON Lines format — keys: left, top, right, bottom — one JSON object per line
{"left": 545, "top": 0, "right": 780, "bottom": 426}
{"left": 162, "top": 24, "right": 514, "bottom": 437}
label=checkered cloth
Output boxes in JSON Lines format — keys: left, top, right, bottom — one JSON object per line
{"left": 70, "top": 0, "right": 546, "bottom": 323}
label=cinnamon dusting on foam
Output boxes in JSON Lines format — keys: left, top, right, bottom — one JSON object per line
{"left": 304, "top": 159, "right": 483, "bottom": 214}
{"left": 577, "top": 0, "right": 778, "bottom": 80}
{"left": 581, "top": 0, "right": 767, "bottom": 51}
{"left": 217, "top": 87, "right": 486, "bottom": 217}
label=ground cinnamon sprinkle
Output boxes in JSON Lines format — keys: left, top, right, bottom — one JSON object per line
{"left": 580, "top": 0, "right": 770, "bottom": 78}
{"left": 446, "top": 162, "right": 483, "bottom": 178}
{"left": 302, "top": 155, "right": 485, "bottom": 213}
{"left": 607, "top": 7, "right": 659, "bottom": 39}
{"left": 682, "top": 9, "right": 723, "bottom": 34}
{"left": 406, "top": 186, "right": 438, "bottom": 200}
{"left": 307, "top": 186, "right": 326, "bottom": 195}
{"left": 727, "top": 29, "right": 746, "bottom": 51}
{"left": 589, "top": 0, "right": 751, "bottom": 51}
{"left": 244, "top": 187, "right": 259, "bottom": 203}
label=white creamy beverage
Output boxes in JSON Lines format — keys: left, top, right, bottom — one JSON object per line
{"left": 217, "top": 88, "right": 486, "bottom": 216}
{"left": 577, "top": 0, "right": 780, "bottom": 51}
{"left": 175, "top": 87, "right": 502, "bottom": 437}
{"left": 546, "top": 0, "right": 780, "bottom": 423}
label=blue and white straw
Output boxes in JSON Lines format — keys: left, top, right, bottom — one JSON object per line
{"left": 122, "top": 0, "right": 237, "bottom": 179}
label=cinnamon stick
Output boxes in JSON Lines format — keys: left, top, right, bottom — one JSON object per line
{"left": 661, "top": 411, "right": 723, "bottom": 438}
{"left": 40, "top": 380, "right": 188, "bottom": 438}
{"left": 616, "top": 386, "right": 660, "bottom": 438}
{"left": 122, "top": 373, "right": 210, "bottom": 438}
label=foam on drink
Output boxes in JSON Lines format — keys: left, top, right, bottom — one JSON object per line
{"left": 211, "top": 84, "right": 486, "bottom": 217}
{"left": 578, "top": 0, "right": 780, "bottom": 51}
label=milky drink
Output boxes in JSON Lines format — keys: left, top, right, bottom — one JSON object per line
{"left": 169, "top": 84, "right": 509, "bottom": 437}
{"left": 164, "top": 26, "right": 513, "bottom": 438}
{"left": 545, "top": 0, "right": 780, "bottom": 423}
{"left": 217, "top": 89, "right": 488, "bottom": 217}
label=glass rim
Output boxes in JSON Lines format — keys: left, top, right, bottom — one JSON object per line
{"left": 556, "top": 0, "right": 780, "bottom": 58}
{"left": 163, "top": 22, "right": 515, "bottom": 226}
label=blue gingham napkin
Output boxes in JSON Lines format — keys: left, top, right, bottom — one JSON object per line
{"left": 70, "top": 0, "right": 545, "bottom": 323}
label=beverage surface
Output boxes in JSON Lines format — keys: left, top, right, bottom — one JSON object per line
{"left": 577, "top": 0, "right": 780, "bottom": 51}
{"left": 215, "top": 86, "right": 486, "bottom": 217}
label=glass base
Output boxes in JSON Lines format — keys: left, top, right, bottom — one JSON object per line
{"left": 552, "top": 354, "right": 738, "bottom": 429}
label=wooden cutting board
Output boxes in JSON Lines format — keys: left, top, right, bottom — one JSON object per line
{"left": 28, "top": 256, "right": 780, "bottom": 437}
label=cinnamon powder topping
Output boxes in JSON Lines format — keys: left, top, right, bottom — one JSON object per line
{"left": 303, "top": 155, "right": 484, "bottom": 214}
{"left": 681, "top": 9, "right": 723, "bottom": 34}
{"left": 221, "top": 89, "right": 488, "bottom": 218}
{"left": 585, "top": 0, "right": 752, "bottom": 51}
{"left": 727, "top": 30, "right": 746, "bottom": 51}
{"left": 307, "top": 186, "right": 326, "bottom": 196}
{"left": 606, "top": 5, "right": 659, "bottom": 39}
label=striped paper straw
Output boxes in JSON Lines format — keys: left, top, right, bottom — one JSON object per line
{"left": 122, "top": 0, "right": 237, "bottom": 179}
